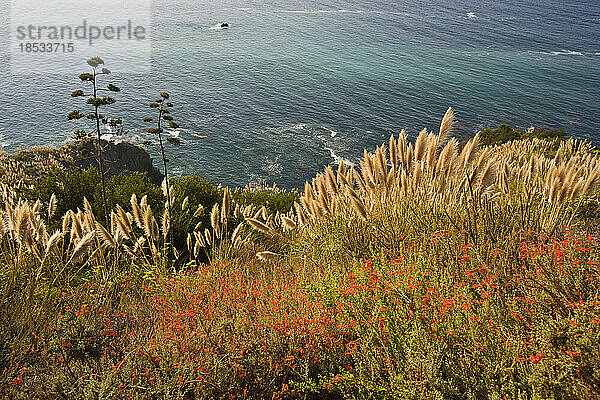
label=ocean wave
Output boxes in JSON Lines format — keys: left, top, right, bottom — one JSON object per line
{"left": 209, "top": 24, "right": 230, "bottom": 30}
{"left": 282, "top": 9, "right": 365, "bottom": 14}
{"left": 281, "top": 9, "right": 414, "bottom": 17}
{"left": 261, "top": 155, "right": 283, "bottom": 175}
{"left": 551, "top": 50, "right": 584, "bottom": 56}
{"left": 196, "top": 114, "right": 226, "bottom": 123}
{"left": 324, "top": 146, "right": 355, "bottom": 167}
{"left": 321, "top": 126, "right": 337, "bottom": 138}
{"left": 466, "top": 12, "right": 478, "bottom": 19}
{"left": 264, "top": 123, "right": 309, "bottom": 135}
{"left": 182, "top": 128, "right": 213, "bottom": 139}
{"left": 529, "top": 50, "right": 588, "bottom": 56}
{"left": 0, "top": 133, "right": 8, "bottom": 149}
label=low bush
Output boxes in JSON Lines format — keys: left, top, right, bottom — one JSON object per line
{"left": 233, "top": 187, "right": 299, "bottom": 214}
{"left": 479, "top": 124, "right": 566, "bottom": 147}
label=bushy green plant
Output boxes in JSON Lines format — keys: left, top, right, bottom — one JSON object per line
{"left": 25, "top": 168, "right": 165, "bottom": 225}
{"left": 97, "top": 172, "right": 165, "bottom": 216}
{"left": 232, "top": 189, "right": 298, "bottom": 214}
{"left": 170, "top": 175, "right": 223, "bottom": 254}
{"left": 479, "top": 124, "right": 566, "bottom": 146}
{"left": 25, "top": 167, "right": 100, "bottom": 223}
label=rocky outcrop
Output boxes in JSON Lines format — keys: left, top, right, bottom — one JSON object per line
{"left": 2, "top": 138, "right": 163, "bottom": 185}
{"left": 68, "top": 138, "right": 163, "bottom": 185}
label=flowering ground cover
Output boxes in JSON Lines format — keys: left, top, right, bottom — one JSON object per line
{"left": 4, "top": 230, "right": 598, "bottom": 399}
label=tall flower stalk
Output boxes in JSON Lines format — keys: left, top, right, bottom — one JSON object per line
{"left": 68, "top": 57, "right": 122, "bottom": 222}
{"left": 143, "top": 92, "right": 180, "bottom": 260}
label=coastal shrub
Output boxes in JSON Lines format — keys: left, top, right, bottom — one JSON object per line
{"left": 233, "top": 187, "right": 299, "bottom": 214}
{"left": 25, "top": 167, "right": 100, "bottom": 223}
{"left": 170, "top": 175, "right": 223, "bottom": 253}
{"left": 3, "top": 232, "right": 599, "bottom": 399}
{"left": 26, "top": 168, "right": 165, "bottom": 225}
{"left": 479, "top": 124, "right": 566, "bottom": 146}
{"left": 97, "top": 172, "right": 165, "bottom": 216}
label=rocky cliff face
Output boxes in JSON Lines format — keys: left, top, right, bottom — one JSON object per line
{"left": 68, "top": 139, "right": 163, "bottom": 185}
{"left": 1, "top": 139, "right": 163, "bottom": 185}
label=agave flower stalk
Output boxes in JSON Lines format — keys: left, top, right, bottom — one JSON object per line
{"left": 143, "top": 92, "right": 180, "bottom": 260}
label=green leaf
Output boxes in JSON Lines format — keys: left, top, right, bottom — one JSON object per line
{"left": 71, "top": 90, "right": 85, "bottom": 97}
{"left": 163, "top": 115, "right": 174, "bottom": 121}
{"left": 169, "top": 122, "right": 179, "bottom": 129}
{"left": 107, "top": 84, "right": 120, "bottom": 92}
{"left": 149, "top": 103, "right": 159, "bottom": 108}
{"left": 160, "top": 92, "right": 170, "bottom": 99}
{"left": 142, "top": 117, "right": 153, "bottom": 122}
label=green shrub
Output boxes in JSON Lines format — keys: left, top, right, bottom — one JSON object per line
{"left": 25, "top": 167, "right": 100, "bottom": 222}
{"left": 26, "top": 168, "right": 165, "bottom": 225}
{"left": 479, "top": 124, "right": 566, "bottom": 147}
{"left": 170, "top": 175, "right": 224, "bottom": 254}
{"left": 232, "top": 189, "right": 298, "bottom": 214}
{"left": 97, "top": 172, "right": 164, "bottom": 216}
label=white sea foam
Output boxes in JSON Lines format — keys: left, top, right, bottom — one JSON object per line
{"left": 290, "top": 123, "right": 307, "bottom": 131}
{"left": 551, "top": 50, "right": 584, "bottom": 56}
{"left": 262, "top": 155, "right": 283, "bottom": 175}
{"left": 197, "top": 114, "right": 226, "bottom": 123}
{"left": 324, "top": 146, "right": 355, "bottom": 167}
{"left": 322, "top": 127, "right": 337, "bottom": 138}
{"left": 190, "top": 132, "right": 212, "bottom": 139}
{"left": 466, "top": 12, "right": 478, "bottom": 19}
{"left": 209, "top": 24, "right": 230, "bottom": 30}
{"left": 0, "top": 133, "right": 8, "bottom": 149}
{"left": 283, "top": 9, "right": 365, "bottom": 14}
{"left": 529, "top": 50, "right": 587, "bottom": 56}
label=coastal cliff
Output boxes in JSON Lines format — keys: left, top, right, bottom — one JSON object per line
{"left": 69, "top": 139, "right": 163, "bottom": 185}
{"left": 0, "top": 138, "right": 163, "bottom": 185}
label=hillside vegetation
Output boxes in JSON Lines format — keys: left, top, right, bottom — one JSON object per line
{"left": 1, "top": 110, "right": 599, "bottom": 399}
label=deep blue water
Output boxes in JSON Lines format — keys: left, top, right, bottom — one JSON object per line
{"left": 0, "top": 0, "right": 599, "bottom": 188}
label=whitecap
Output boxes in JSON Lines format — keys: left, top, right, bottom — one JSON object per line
{"left": 320, "top": 126, "right": 337, "bottom": 138}
{"left": 262, "top": 155, "right": 283, "bottom": 175}
{"left": 551, "top": 50, "right": 584, "bottom": 56}
{"left": 190, "top": 131, "right": 212, "bottom": 139}
{"left": 209, "top": 24, "right": 230, "bottom": 30}
{"left": 197, "top": 114, "right": 226, "bottom": 123}
{"left": 283, "top": 9, "right": 365, "bottom": 14}
{"left": 466, "top": 12, "right": 477, "bottom": 19}
{"left": 290, "top": 123, "right": 307, "bottom": 131}
{"left": 324, "top": 146, "right": 355, "bottom": 167}
{"left": 0, "top": 133, "right": 8, "bottom": 149}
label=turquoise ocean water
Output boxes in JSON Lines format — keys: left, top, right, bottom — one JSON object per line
{"left": 0, "top": 0, "right": 599, "bottom": 188}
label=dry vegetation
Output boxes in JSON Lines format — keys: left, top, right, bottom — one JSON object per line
{"left": 1, "top": 109, "right": 599, "bottom": 399}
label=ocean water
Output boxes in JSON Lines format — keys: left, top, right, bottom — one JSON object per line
{"left": 0, "top": 0, "right": 599, "bottom": 189}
